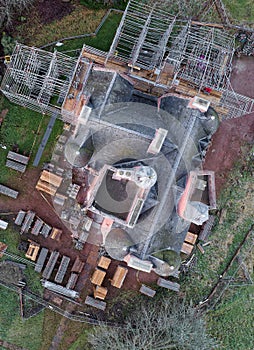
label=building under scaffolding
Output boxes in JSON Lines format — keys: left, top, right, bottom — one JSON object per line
{"left": 107, "top": 0, "right": 234, "bottom": 93}
{"left": 0, "top": 43, "right": 76, "bottom": 119}
{"left": 1, "top": 0, "right": 254, "bottom": 122}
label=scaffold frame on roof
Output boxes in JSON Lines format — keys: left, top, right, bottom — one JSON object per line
{"left": 166, "top": 23, "right": 235, "bottom": 91}
{"left": 0, "top": 43, "right": 76, "bottom": 118}
{"left": 106, "top": 0, "right": 235, "bottom": 92}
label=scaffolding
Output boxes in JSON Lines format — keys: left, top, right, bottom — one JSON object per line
{"left": 167, "top": 23, "right": 235, "bottom": 91}
{"left": 0, "top": 43, "right": 76, "bottom": 118}
{"left": 107, "top": 0, "right": 177, "bottom": 70}
{"left": 106, "top": 0, "right": 234, "bottom": 92}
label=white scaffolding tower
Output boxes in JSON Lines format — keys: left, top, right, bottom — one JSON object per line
{"left": 0, "top": 43, "right": 76, "bottom": 118}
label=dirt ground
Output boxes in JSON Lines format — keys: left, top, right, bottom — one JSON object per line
{"left": 203, "top": 112, "right": 254, "bottom": 195}
{"left": 230, "top": 56, "right": 254, "bottom": 98}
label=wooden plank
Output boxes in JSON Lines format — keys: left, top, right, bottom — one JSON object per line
{"left": 185, "top": 232, "right": 198, "bottom": 245}
{"left": 111, "top": 266, "right": 128, "bottom": 288}
{"left": 91, "top": 268, "right": 106, "bottom": 286}
{"left": 71, "top": 257, "right": 85, "bottom": 273}
{"left": 40, "top": 170, "right": 62, "bottom": 187}
{"left": 36, "top": 180, "right": 57, "bottom": 196}
{"left": 97, "top": 256, "right": 111, "bottom": 270}
{"left": 94, "top": 286, "right": 108, "bottom": 300}
{"left": 181, "top": 242, "right": 194, "bottom": 255}
{"left": 197, "top": 243, "right": 205, "bottom": 254}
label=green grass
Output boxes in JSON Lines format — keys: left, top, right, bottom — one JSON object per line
{"left": 14, "top": 6, "right": 107, "bottom": 48}
{"left": 0, "top": 225, "right": 44, "bottom": 349}
{"left": 223, "top": 0, "right": 254, "bottom": 23}
{"left": 56, "top": 12, "right": 122, "bottom": 55}
{"left": 80, "top": 0, "right": 127, "bottom": 11}
{"left": 0, "top": 96, "right": 63, "bottom": 183}
{"left": 207, "top": 286, "right": 254, "bottom": 350}
{"left": 0, "top": 286, "right": 19, "bottom": 339}
{"left": 5, "top": 311, "right": 44, "bottom": 350}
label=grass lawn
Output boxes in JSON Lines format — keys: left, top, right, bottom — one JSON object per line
{"left": 208, "top": 285, "right": 254, "bottom": 350}
{"left": 52, "top": 12, "right": 122, "bottom": 55}
{"left": 0, "top": 226, "right": 44, "bottom": 350}
{"left": 4, "top": 311, "right": 44, "bottom": 350}
{"left": 223, "top": 0, "right": 254, "bottom": 24}
{"left": 0, "top": 96, "right": 63, "bottom": 184}
{"left": 14, "top": 5, "right": 107, "bottom": 48}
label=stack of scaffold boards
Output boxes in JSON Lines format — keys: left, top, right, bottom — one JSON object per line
{"left": 36, "top": 170, "right": 63, "bottom": 196}
{"left": 5, "top": 151, "right": 29, "bottom": 173}
{"left": 14, "top": 209, "right": 62, "bottom": 238}
{"left": 0, "top": 183, "right": 19, "bottom": 199}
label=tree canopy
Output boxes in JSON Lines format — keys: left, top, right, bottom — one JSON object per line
{"left": 89, "top": 297, "right": 218, "bottom": 350}
{"left": 0, "top": 0, "right": 34, "bottom": 28}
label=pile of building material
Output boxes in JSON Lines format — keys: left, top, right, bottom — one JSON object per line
{"left": 31, "top": 218, "right": 44, "bottom": 235}
{"left": 55, "top": 256, "right": 70, "bottom": 283}
{"left": 42, "top": 251, "right": 59, "bottom": 280}
{"left": 0, "top": 184, "right": 19, "bottom": 199}
{"left": 15, "top": 210, "right": 54, "bottom": 238}
{"left": 36, "top": 170, "right": 63, "bottom": 196}
{"left": 34, "top": 247, "right": 48, "bottom": 273}
{"left": 181, "top": 231, "right": 198, "bottom": 256}
{"left": 6, "top": 151, "right": 29, "bottom": 173}
{"left": 71, "top": 257, "right": 85, "bottom": 273}
{"left": 0, "top": 242, "right": 8, "bottom": 257}
{"left": 42, "top": 280, "right": 80, "bottom": 299}
{"left": 41, "top": 223, "right": 52, "bottom": 238}
{"left": 66, "top": 273, "right": 79, "bottom": 289}
{"left": 67, "top": 183, "right": 80, "bottom": 199}
{"left": 157, "top": 278, "right": 180, "bottom": 292}
{"left": 0, "top": 219, "right": 8, "bottom": 230}
{"left": 111, "top": 266, "right": 128, "bottom": 288}
{"left": 85, "top": 295, "right": 106, "bottom": 311}
{"left": 199, "top": 215, "right": 215, "bottom": 241}
{"left": 49, "top": 228, "right": 62, "bottom": 241}
{"left": 25, "top": 241, "right": 40, "bottom": 261}
{"left": 15, "top": 210, "right": 26, "bottom": 225}
{"left": 20, "top": 211, "right": 35, "bottom": 234}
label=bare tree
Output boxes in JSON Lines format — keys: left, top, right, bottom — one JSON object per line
{"left": 0, "top": 0, "right": 35, "bottom": 28}
{"left": 89, "top": 297, "right": 218, "bottom": 350}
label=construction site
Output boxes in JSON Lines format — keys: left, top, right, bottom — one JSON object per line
{"left": 0, "top": 0, "right": 254, "bottom": 323}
